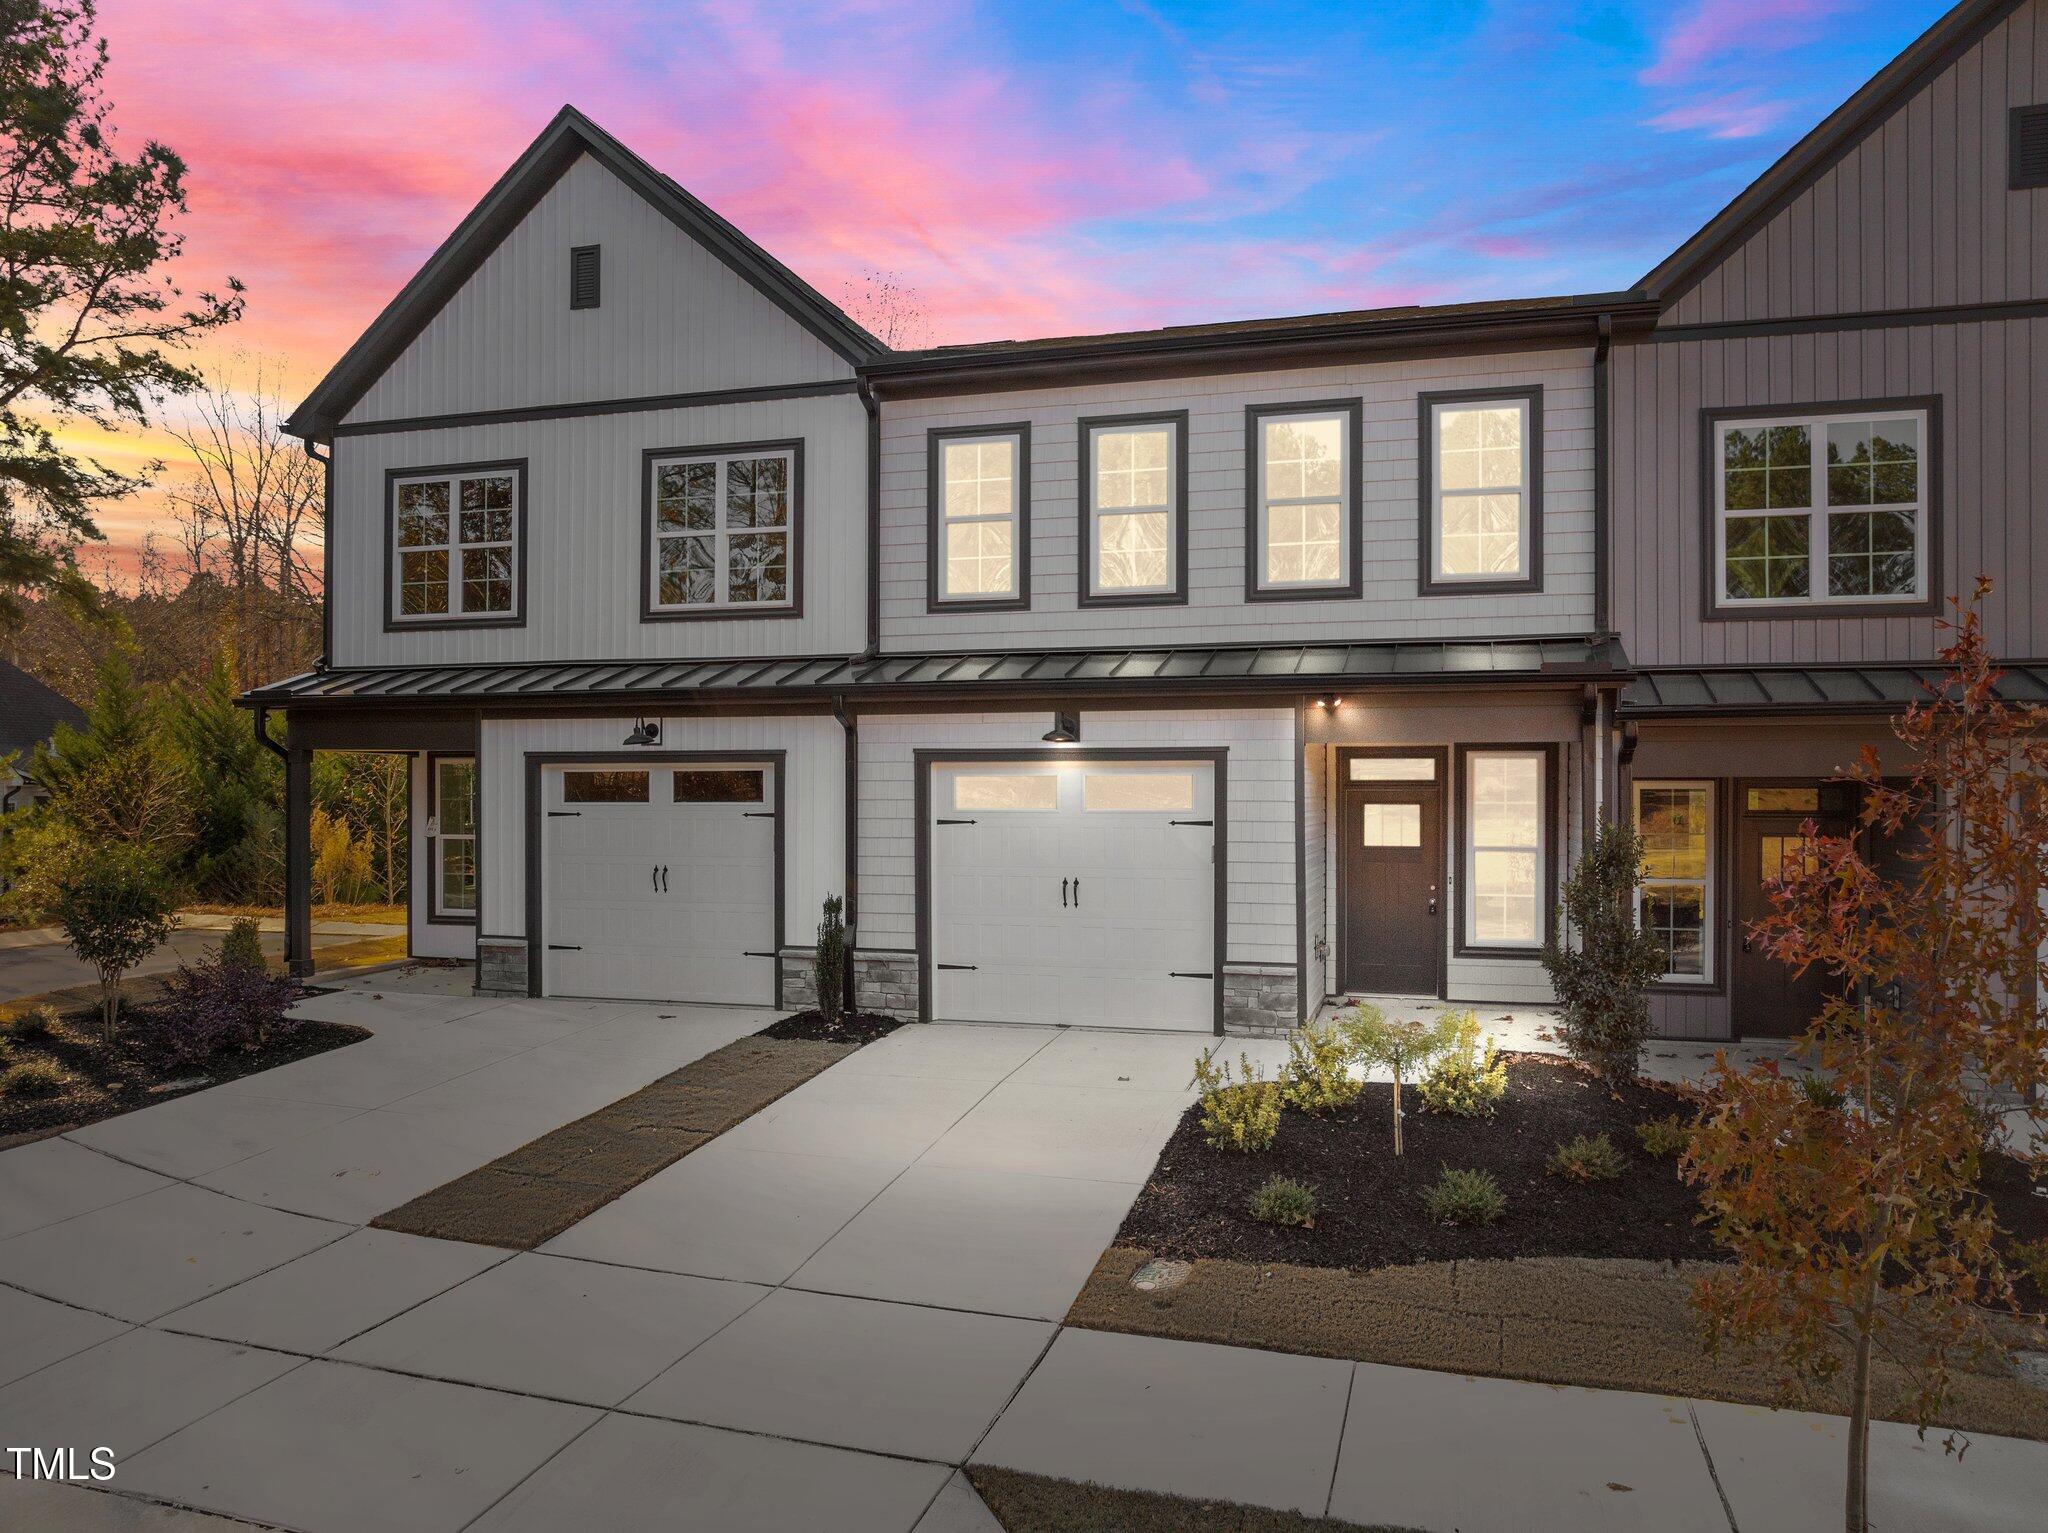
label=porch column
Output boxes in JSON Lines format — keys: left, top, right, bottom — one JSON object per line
{"left": 284, "top": 738, "right": 315, "bottom": 977}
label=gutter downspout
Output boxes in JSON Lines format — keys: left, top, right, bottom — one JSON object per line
{"left": 832, "top": 690, "right": 858, "bottom": 1016}
{"left": 304, "top": 438, "right": 333, "bottom": 672}
{"left": 1591, "top": 313, "right": 1613, "bottom": 636}
{"left": 857, "top": 380, "right": 881, "bottom": 661}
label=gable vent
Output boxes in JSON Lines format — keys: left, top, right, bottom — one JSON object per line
{"left": 569, "top": 244, "right": 601, "bottom": 309}
{"left": 2014, "top": 105, "right": 2048, "bottom": 191}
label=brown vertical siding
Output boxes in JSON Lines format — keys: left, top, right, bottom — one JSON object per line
{"left": 1664, "top": 1, "right": 2047, "bottom": 325}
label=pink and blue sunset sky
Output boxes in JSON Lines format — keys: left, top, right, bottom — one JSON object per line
{"left": 82, "top": 0, "right": 1948, "bottom": 567}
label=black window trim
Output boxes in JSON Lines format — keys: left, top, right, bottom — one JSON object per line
{"left": 1696, "top": 395, "right": 1943, "bottom": 622}
{"left": 1449, "top": 741, "right": 1560, "bottom": 961}
{"left": 1243, "top": 398, "right": 1364, "bottom": 603}
{"left": 426, "top": 752, "right": 478, "bottom": 925}
{"left": 1416, "top": 384, "right": 1545, "bottom": 597}
{"left": 382, "top": 458, "right": 529, "bottom": 633}
{"left": 925, "top": 421, "right": 1033, "bottom": 613}
{"left": 569, "top": 243, "right": 601, "bottom": 309}
{"left": 639, "top": 437, "right": 805, "bottom": 623}
{"left": 1076, "top": 409, "right": 1190, "bottom": 609}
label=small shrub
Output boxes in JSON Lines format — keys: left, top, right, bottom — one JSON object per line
{"left": 1249, "top": 1176, "right": 1317, "bottom": 1227}
{"left": 1421, "top": 1165, "right": 1506, "bottom": 1227}
{"left": 1416, "top": 1010, "right": 1507, "bottom": 1118}
{"left": 1548, "top": 1131, "right": 1626, "bottom": 1182}
{"left": 813, "top": 895, "right": 848, "bottom": 1027}
{"left": 1279, "top": 1017, "right": 1359, "bottom": 1115}
{"left": 1341, "top": 1003, "right": 1462, "bottom": 1155}
{"left": 218, "top": 917, "right": 265, "bottom": 972}
{"left": 1540, "top": 820, "right": 1668, "bottom": 1088}
{"left": 1193, "top": 1051, "right": 1282, "bottom": 1153}
{"left": 1796, "top": 1074, "right": 1845, "bottom": 1111}
{"left": 1, "top": 1003, "right": 65, "bottom": 1042}
{"left": 1636, "top": 1114, "right": 1691, "bottom": 1158}
{"left": 1, "top": 1055, "right": 73, "bottom": 1097}
{"left": 147, "top": 956, "right": 306, "bottom": 1066}
{"left": 43, "top": 842, "right": 176, "bottom": 1043}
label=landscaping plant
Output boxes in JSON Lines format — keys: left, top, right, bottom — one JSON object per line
{"left": 1192, "top": 1050, "right": 1282, "bottom": 1152}
{"left": 1279, "top": 1015, "right": 1360, "bottom": 1115}
{"left": 1248, "top": 1176, "right": 1317, "bottom": 1227}
{"left": 1547, "top": 1132, "right": 1625, "bottom": 1182}
{"left": 1541, "top": 818, "right": 1668, "bottom": 1089}
{"left": 151, "top": 948, "right": 304, "bottom": 1064}
{"left": 1635, "top": 1115, "right": 1690, "bottom": 1159}
{"left": 1341, "top": 1003, "right": 1460, "bottom": 1156}
{"left": 814, "top": 895, "right": 847, "bottom": 1026}
{"left": 1, "top": 1003, "right": 64, "bottom": 1041}
{"left": 1, "top": 1055, "right": 72, "bottom": 1097}
{"left": 45, "top": 842, "right": 175, "bottom": 1044}
{"left": 1683, "top": 586, "right": 2048, "bottom": 1533}
{"left": 217, "top": 915, "right": 265, "bottom": 972}
{"left": 1420, "top": 1165, "right": 1506, "bottom": 1227}
{"left": 1416, "top": 1009, "right": 1507, "bottom": 1118}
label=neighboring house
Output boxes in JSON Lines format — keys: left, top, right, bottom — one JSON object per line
{"left": 0, "top": 659, "right": 86, "bottom": 812}
{"left": 247, "top": 0, "right": 2047, "bottom": 1042}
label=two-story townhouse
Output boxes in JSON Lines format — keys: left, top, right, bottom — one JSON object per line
{"left": 248, "top": 0, "right": 2046, "bottom": 1045}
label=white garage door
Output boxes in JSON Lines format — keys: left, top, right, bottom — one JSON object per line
{"left": 541, "top": 762, "right": 776, "bottom": 1004}
{"left": 929, "top": 759, "right": 1216, "bottom": 1031}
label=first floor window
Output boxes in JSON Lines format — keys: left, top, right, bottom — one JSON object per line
{"left": 1084, "top": 416, "right": 1180, "bottom": 599}
{"left": 432, "top": 758, "right": 476, "bottom": 918}
{"left": 1464, "top": 750, "right": 1544, "bottom": 947}
{"left": 1427, "top": 392, "right": 1535, "bottom": 586}
{"left": 1252, "top": 405, "right": 1353, "bottom": 593}
{"left": 649, "top": 444, "right": 796, "bottom": 612}
{"left": 392, "top": 465, "right": 519, "bottom": 623}
{"left": 934, "top": 428, "right": 1025, "bottom": 604}
{"left": 1634, "top": 781, "right": 1712, "bottom": 981}
{"left": 1714, "top": 405, "right": 1928, "bottom": 608}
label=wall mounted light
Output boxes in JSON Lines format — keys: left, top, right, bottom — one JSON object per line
{"left": 1042, "top": 710, "right": 1080, "bottom": 744}
{"left": 623, "top": 717, "right": 662, "bottom": 747}
{"left": 1318, "top": 695, "right": 1342, "bottom": 710}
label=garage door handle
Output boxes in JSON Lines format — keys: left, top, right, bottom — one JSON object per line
{"left": 1072, "top": 877, "right": 1080, "bottom": 908}
{"left": 936, "top": 817, "right": 977, "bottom": 826}
{"left": 1062, "top": 877, "right": 1069, "bottom": 908}
{"left": 1170, "top": 971, "right": 1213, "bottom": 979}
{"left": 1170, "top": 819, "right": 1212, "bottom": 826}
{"left": 936, "top": 963, "right": 978, "bottom": 971}
{"left": 661, "top": 865, "right": 669, "bottom": 892}
{"left": 651, "top": 866, "right": 658, "bottom": 891}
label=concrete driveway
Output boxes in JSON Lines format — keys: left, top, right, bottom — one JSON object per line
{"left": 2, "top": 978, "right": 2040, "bottom": 1532}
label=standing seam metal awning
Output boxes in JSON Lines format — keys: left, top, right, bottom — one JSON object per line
{"left": 1621, "top": 663, "right": 2048, "bottom": 718}
{"left": 241, "top": 636, "right": 1628, "bottom": 710}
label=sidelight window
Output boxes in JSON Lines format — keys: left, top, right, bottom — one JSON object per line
{"left": 1463, "top": 750, "right": 1545, "bottom": 948}
{"left": 1634, "top": 781, "right": 1712, "bottom": 981}
{"left": 431, "top": 757, "right": 476, "bottom": 918}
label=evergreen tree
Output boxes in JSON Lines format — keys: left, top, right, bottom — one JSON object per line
{"left": 28, "top": 648, "right": 189, "bottom": 854}
{"left": 172, "top": 650, "right": 280, "bottom": 901}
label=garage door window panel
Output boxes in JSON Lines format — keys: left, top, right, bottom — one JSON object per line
{"left": 563, "top": 770, "right": 649, "bottom": 804}
{"left": 673, "top": 769, "right": 765, "bottom": 803}
{"left": 1082, "top": 771, "right": 1196, "bottom": 812}
{"left": 954, "top": 772, "right": 1058, "bottom": 811}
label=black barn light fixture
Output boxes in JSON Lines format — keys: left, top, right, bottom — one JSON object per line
{"left": 623, "top": 716, "right": 662, "bottom": 747}
{"left": 1042, "top": 710, "right": 1080, "bottom": 744}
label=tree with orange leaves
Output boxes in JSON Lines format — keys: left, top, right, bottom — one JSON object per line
{"left": 1683, "top": 581, "right": 2047, "bottom": 1533}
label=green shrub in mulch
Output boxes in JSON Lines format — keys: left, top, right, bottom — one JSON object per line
{"left": 1419, "top": 1165, "right": 1506, "bottom": 1227}
{"left": 1249, "top": 1176, "right": 1317, "bottom": 1227}
{"left": 1547, "top": 1132, "right": 1625, "bottom": 1182}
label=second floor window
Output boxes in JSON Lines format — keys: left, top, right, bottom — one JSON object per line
{"left": 931, "top": 425, "right": 1028, "bottom": 608}
{"left": 1423, "top": 390, "right": 1539, "bottom": 591}
{"left": 1712, "top": 405, "right": 1930, "bottom": 610}
{"left": 1082, "top": 414, "right": 1185, "bottom": 604}
{"left": 646, "top": 442, "right": 798, "bottom": 615}
{"left": 1249, "top": 402, "right": 1359, "bottom": 599}
{"left": 391, "top": 463, "right": 521, "bottom": 625}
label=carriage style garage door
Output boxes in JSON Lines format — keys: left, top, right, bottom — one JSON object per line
{"left": 927, "top": 758, "right": 1218, "bottom": 1031}
{"left": 540, "top": 761, "right": 777, "bottom": 1004}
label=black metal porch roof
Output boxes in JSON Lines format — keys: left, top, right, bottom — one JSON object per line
{"left": 242, "top": 635, "right": 1627, "bottom": 711}
{"left": 1621, "top": 662, "right": 2048, "bottom": 719}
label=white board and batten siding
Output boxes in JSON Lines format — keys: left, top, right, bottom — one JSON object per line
{"left": 1306, "top": 692, "right": 1585, "bottom": 1007}
{"left": 856, "top": 709, "right": 1298, "bottom": 974}
{"left": 343, "top": 154, "right": 852, "bottom": 428}
{"left": 474, "top": 715, "right": 844, "bottom": 950}
{"left": 876, "top": 348, "right": 1597, "bottom": 652}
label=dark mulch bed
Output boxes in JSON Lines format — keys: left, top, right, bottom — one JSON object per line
{"left": 968, "top": 1467, "right": 1422, "bottom": 1533}
{"left": 1118, "top": 1053, "right": 1716, "bottom": 1271}
{"left": 0, "top": 1007, "right": 370, "bottom": 1144}
{"left": 759, "top": 1009, "right": 902, "bottom": 1045}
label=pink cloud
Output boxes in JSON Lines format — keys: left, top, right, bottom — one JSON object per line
{"left": 1640, "top": 0, "right": 1855, "bottom": 87}
{"left": 1647, "top": 91, "right": 1790, "bottom": 139}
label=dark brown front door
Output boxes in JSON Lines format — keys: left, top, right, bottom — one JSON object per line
{"left": 1731, "top": 795, "right": 1855, "bottom": 1037}
{"left": 1340, "top": 784, "right": 1443, "bottom": 996}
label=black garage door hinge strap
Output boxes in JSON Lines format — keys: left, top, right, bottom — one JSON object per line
{"left": 935, "top": 817, "right": 977, "bottom": 825}
{"left": 547, "top": 943, "right": 583, "bottom": 951}
{"left": 547, "top": 810, "right": 581, "bottom": 818}
{"left": 936, "top": 962, "right": 978, "bottom": 971}
{"left": 1169, "top": 819, "right": 1212, "bottom": 826}
{"left": 743, "top": 950, "right": 777, "bottom": 958}
{"left": 742, "top": 811, "right": 776, "bottom": 818}
{"left": 1169, "top": 971, "right": 1213, "bottom": 979}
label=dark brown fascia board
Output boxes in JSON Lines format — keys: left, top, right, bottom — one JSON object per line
{"left": 862, "top": 296, "right": 1658, "bottom": 397}
{"left": 1638, "top": 0, "right": 2024, "bottom": 303}
{"left": 287, "top": 105, "right": 884, "bottom": 441}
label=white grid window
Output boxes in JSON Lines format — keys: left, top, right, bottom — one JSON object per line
{"left": 1465, "top": 751, "right": 1544, "bottom": 947}
{"left": 1634, "top": 781, "right": 1712, "bottom": 982}
{"left": 1431, "top": 398, "right": 1530, "bottom": 581}
{"left": 1089, "top": 421, "right": 1175, "bottom": 596}
{"left": 393, "top": 468, "right": 517, "bottom": 621}
{"left": 650, "top": 448, "right": 794, "bottom": 610}
{"left": 1256, "top": 412, "right": 1347, "bottom": 590}
{"left": 1714, "top": 408, "right": 1927, "bottom": 607}
{"left": 938, "top": 434, "right": 1021, "bottom": 601}
{"left": 432, "top": 758, "right": 476, "bottom": 918}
